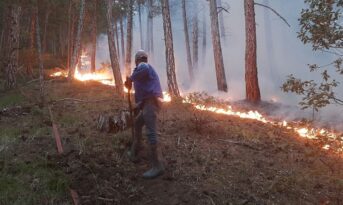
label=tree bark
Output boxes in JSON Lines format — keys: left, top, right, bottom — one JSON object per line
{"left": 115, "top": 21, "right": 121, "bottom": 63}
{"left": 91, "top": 0, "right": 97, "bottom": 73}
{"left": 42, "top": 9, "right": 51, "bottom": 53}
{"left": 244, "top": 0, "right": 261, "bottom": 103}
{"left": 161, "top": 0, "right": 180, "bottom": 97}
{"left": 27, "top": 10, "right": 36, "bottom": 77}
{"left": 67, "top": 0, "right": 73, "bottom": 71}
{"left": 68, "top": 0, "right": 86, "bottom": 80}
{"left": 120, "top": 16, "right": 125, "bottom": 65}
{"left": 182, "top": 0, "right": 193, "bottom": 81}
{"left": 125, "top": 0, "right": 134, "bottom": 77}
{"left": 209, "top": 0, "right": 228, "bottom": 92}
{"left": 4, "top": 5, "right": 21, "bottom": 90}
{"left": 35, "top": 5, "right": 44, "bottom": 105}
{"left": 192, "top": 4, "right": 199, "bottom": 71}
{"left": 106, "top": 0, "right": 124, "bottom": 96}
{"left": 146, "top": 0, "right": 154, "bottom": 54}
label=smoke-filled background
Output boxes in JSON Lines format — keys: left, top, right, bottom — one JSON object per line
{"left": 95, "top": 0, "right": 342, "bottom": 130}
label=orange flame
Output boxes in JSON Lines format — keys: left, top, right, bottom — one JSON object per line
{"left": 49, "top": 52, "right": 342, "bottom": 153}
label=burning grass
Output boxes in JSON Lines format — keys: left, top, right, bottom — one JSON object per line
{"left": 1, "top": 80, "right": 343, "bottom": 204}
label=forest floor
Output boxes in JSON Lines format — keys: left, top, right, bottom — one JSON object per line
{"left": 0, "top": 78, "right": 342, "bottom": 205}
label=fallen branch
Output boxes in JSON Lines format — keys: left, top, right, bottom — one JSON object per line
{"left": 218, "top": 139, "right": 261, "bottom": 151}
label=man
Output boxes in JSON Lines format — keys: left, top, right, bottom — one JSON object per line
{"left": 124, "top": 50, "right": 165, "bottom": 179}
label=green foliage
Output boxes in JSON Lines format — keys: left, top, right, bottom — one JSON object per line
{"left": 282, "top": 72, "right": 340, "bottom": 111}
{"left": 283, "top": 0, "right": 343, "bottom": 112}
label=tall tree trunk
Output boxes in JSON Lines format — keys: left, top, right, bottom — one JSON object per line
{"left": 91, "top": 0, "right": 97, "bottom": 73}
{"left": 192, "top": 5, "right": 199, "bottom": 71}
{"left": 146, "top": 0, "right": 154, "bottom": 54}
{"left": 209, "top": 0, "right": 228, "bottom": 92}
{"left": 42, "top": 9, "right": 50, "bottom": 53}
{"left": 181, "top": 0, "right": 193, "bottom": 82}
{"left": 106, "top": 0, "right": 124, "bottom": 96}
{"left": 120, "top": 16, "right": 125, "bottom": 66}
{"left": 138, "top": 3, "right": 143, "bottom": 49}
{"left": 35, "top": 5, "right": 44, "bottom": 105}
{"left": 115, "top": 21, "right": 121, "bottom": 63}
{"left": 202, "top": 11, "right": 207, "bottom": 64}
{"left": 125, "top": 0, "right": 134, "bottom": 77}
{"left": 68, "top": 0, "right": 85, "bottom": 80}
{"left": 244, "top": 0, "right": 261, "bottom": 103}
{"left": 217, "top": 0, "right": 226, "bottom": 41}
{"left": 67, "top": 0, "right": 73, "bottom": 70}
{"left": 161, "top": 0, "right": 180, "bottom": 97}
{"left": 4, "top": 5, "right": 21, "bottom": 89}
{"left": 27, "top": 10, "right": 36, "bottom": 77}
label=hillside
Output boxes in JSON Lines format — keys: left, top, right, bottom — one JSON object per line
{"left": 0, "top": 80, "right": 342, "bottom": 205}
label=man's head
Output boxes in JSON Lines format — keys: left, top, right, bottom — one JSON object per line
{"left": 135, "top": 50, "right": 148, "bottom": 66}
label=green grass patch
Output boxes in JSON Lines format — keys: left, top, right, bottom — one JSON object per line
{"left": 0, "top": 160, "right": 70, "bottom": 205}
{"left": 0, "top": 91, "right": 25, "bottom": 109}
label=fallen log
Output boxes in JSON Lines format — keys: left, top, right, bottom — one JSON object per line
{"left": 97, "top": 110, "right": 131, "bottom": 133}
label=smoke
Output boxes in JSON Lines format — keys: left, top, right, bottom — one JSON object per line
{"left": 95, "top": 0, "right": 342, "bottom": 130}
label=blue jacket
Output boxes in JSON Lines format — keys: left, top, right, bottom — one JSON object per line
{"left": 129, "top": 63, "right": 163, "bottom": 104}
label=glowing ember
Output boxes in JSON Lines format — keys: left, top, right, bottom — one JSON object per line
{"left": 162, "top": 92, "right": 171, "bottom": 102}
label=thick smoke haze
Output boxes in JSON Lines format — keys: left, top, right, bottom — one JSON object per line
{"left": 95, "top": 0, "right": 342, "bottom": 130}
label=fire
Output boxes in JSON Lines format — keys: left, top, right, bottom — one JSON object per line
{"left": 184, "top": 98, "right": 342, "bottom": 153}
{"left": 49, "top": 52, "right": 342, "bottom": 154}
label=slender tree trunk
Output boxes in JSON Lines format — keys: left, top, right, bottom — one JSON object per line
{"left": 161, "top": 0, "right": 180, "bottom": 97}
{"left": 244, "top": 0, "right": 261, "bottom": 103}
{"left": 106, "top": 0, "right": 124, "bottom": 96}
{"left": 202, "top": 11, "right": 207, "bottom": 64}
{"left": 125, "top": 0, "right": 134, "bottom": 76}
{"left": 4, "top": 5, "right": 21, "bottom": 89}
{"left": 115, "top": 21, "right": 121, "bottom": 63}
{"left": 35, "top": 5, "right": 44, "bottom": 105}
{"left": 68, "top": 0, "right": 85, "bottom": 80}
{"left": 120, "top": 16, "right": 125, "bottom": 65}
{"left": 181, "top": 0, "right": 193, "bottom": 81}
{"left": 42, "top": 9, "right": 50, "bottom": 53}
{"left": 27, "top": 10, "right": 36, "bottom": 76}
{"left": 217, "top": 0, "right": 226, "bottom": 41}
{"left": 209, "top": 0, "right": 228, "bottom": 92}
{"left": 146, "top": 0, "right": 154, "bottom": 54}
{"left": 192, "top": 5, "right": 199, "bottom": 71}
{"left": 91, "top": 0, "right": 97, "bottom": 73}
{"left": 138, "top": 3, "right": 143, "bottom": 49}
{"left": 67, "top": 0, "right": 73, "bottom": 70}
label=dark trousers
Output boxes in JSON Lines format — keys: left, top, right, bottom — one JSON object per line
{"left": 134, "top": 99, "right": 160, "bottom": 145}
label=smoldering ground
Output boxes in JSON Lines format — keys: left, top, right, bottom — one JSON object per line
{"left": 92, "top": 0, "right": 342, "bottom": 130}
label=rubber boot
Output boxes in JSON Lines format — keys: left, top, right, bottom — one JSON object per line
{"left": 143, "top": 144, "right": 165, "bottom": 179}
{"left": 127, "top": 134, "right": 142, "bottom": 163}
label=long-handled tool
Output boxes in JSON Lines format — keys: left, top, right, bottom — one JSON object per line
{"left": 127, "top": 84, "right": 135, "bottom": 141}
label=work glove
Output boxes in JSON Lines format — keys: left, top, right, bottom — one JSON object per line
{"left": 124, "top": 77, "right": 132, "bottom": 90}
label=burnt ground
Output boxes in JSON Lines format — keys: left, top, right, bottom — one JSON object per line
{"left": 0, "top": 79, "right": 342, "bottom": 205}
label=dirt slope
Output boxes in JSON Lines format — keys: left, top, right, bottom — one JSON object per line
{"left": 1, "top": 80, "right": 342, "bottom": 205}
